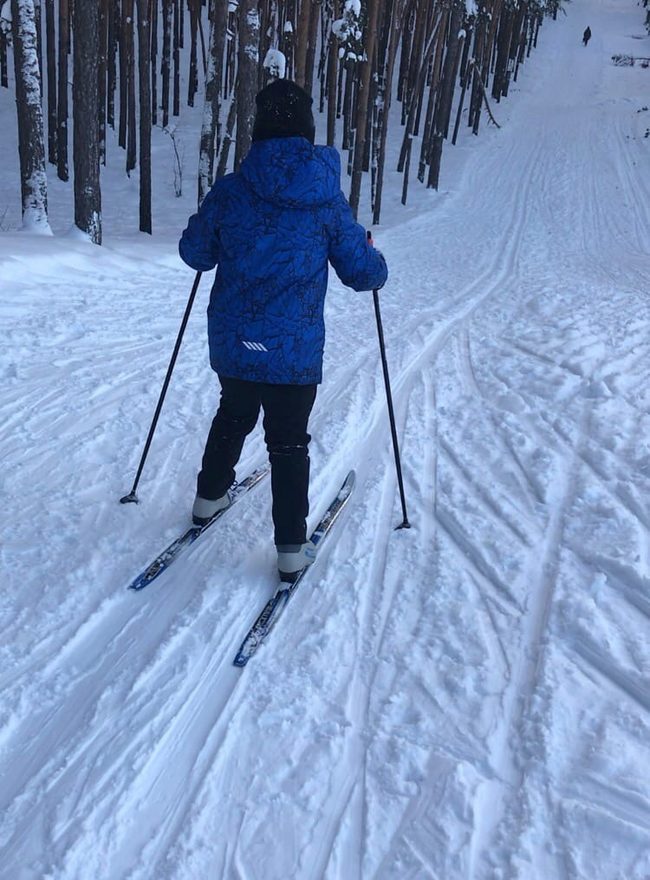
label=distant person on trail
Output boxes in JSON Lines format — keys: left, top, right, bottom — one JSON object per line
{"left": 179, "top": 79, "right": 387, "bottom": 583}
{"left": 583, "top": 26, "right": 592, "bottom": 46}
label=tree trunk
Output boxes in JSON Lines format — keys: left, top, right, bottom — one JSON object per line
{"left": 34, "top": 0, "right": 42, "bottom": 87}
{"left": 161, "top": 0, "right": 172, "bottom": 127}
{"left": 98, "top": 0, "right": 108, "bottom": 164}
{"left": 234, "top": 0, "right": 259, "bottom": 169}
{"left": 57, "top": 0, "right": 69, "bottom": 180}
{"left": 45, "top": 0, "right": 56, "bottom": 163}
{"left": 1, "top": 24, "right": 7, "bottom": 88}
{"left": 72, "top": 0, "right": 102, "bottom": 241}
{"left": 136, "top": 0, "right": 152, "bottom": 232}
{"left": 293, "top": 0, "right": 312, "bottom": 89}
{"left": 124, "top": 0, "right": 136, "bottom": 173}
{"left": 187, "top": 0, "right": 199, "bottom": 107}
{"left": 173, "top": 0, "right": 180, "bottom": 116}
{"left": 198, "top": 0, "right": 228, "bottom": 203}
{"left": 505, "top": 1, "right": 525, "bottom": 94}
{"left": 150, "top": 0, "right": 157, "bottom": 123}
{"left": 397, "top": 0, "right": 427, "bottom": 171}
{"left": 119, "top": 0, "right": 128, "bottom": 146}
{"left": 468, "top": 10, "right": 486, "bottom": 133}
{"left": 417, "top": 8, "right": 447, "bottom": 183}
{"left": 348, "top": 0, "right": 380, "bottom": 217}
{"left": 428, "top": 1, "right": 462, "bottom": 189}
{"left": 452, "top": 55, "right": 469, "bottom": 144}
{"left": 326, "top": 6, "right": 338, "bottom": 146}
{"left": 304, "top": 0, "right": 319, "bottom": 96}
{"left": 11, "top": 0, "right": 50, "bottom": 230}
{"left": 492, "top": 2, "right": 514, "bottom": 101}
{"left": 107, "top": 0, "right": 117, "bottom": 128}
{"left": 372, "top": 0, "right": 403, "bottom": 224}
{"left": 217, "top": 77, "right": 238, "bottom": 177}
{"left": 341, "top": 58, "right": 355, "bottom": 150}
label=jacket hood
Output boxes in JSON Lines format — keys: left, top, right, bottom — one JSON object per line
{"left": 240, "top": 138, "right": 341, "bottom": 209}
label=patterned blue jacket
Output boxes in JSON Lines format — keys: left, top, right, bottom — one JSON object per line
{"left": 179, "top": 137, "right": 388, "bottom": 385}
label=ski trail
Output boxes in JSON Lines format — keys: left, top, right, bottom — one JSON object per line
{"left": 467, "top": 402, "right": 589, "bottom": 880}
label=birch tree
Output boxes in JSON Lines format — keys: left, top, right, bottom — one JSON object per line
{"left": 10, "top": 0, "right": 50, "bottom": 231}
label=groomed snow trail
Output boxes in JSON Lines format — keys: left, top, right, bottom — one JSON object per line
{"left": 1, "top": 0, "right": 649, "bottom": 877}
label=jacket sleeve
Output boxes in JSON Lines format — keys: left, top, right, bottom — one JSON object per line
{"left": 178, "top": 184, "right": 223, "bottom": 271}
{"left": 327, "top": 192, "right": 388, "bottom": 292}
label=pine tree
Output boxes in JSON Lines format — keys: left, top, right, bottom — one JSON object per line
{"left": 136, "top": 0, "right": 152, "bottom": 232}
{"left": 235, "top": 0, "right": 260, "bottom": 169}
{"left": 198, "top": 0, "right": 228, "bottom": 204}
{"left": 57, "top": 0, "right": 69, "bottom": 180}
{"left": 73, "top": 0, "right": 102, "bottom": 242}
{"left": 44, "top": 0, "right": 56, "bottom": 163}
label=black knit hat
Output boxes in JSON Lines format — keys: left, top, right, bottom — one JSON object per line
{"left": 252, "top": 79, "right": 315, "bottom": 144}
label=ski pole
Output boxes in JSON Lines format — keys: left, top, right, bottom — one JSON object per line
{"left": 120, "top": 271, "right": 203, "bottom": 504}
{"left": 372, "top": 286, "right": 411, "bottom": 530}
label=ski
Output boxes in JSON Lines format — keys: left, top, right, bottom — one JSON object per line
{"left": 233, "top": 470, "right": 356, "bottom": 667}
{"left": 128, "top": 466, "right": 270, "bottom": 591}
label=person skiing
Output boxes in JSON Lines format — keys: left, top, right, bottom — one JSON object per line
{"left": 179, "top": 79, "right": 388, "bottom": 583}
{"left": 583, "top": 26, "right": 592, "bottom": 46}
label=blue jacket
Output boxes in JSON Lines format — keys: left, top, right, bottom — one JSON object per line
{"left": 179, "top": 138, "right": 388, "bottom": 385}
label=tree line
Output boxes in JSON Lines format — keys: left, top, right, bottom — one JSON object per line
{"left": 2, "top": 0, "right": 562, "bottom": 244}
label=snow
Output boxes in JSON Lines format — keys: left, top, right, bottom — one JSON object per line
{"left": 263, "top": 48, "right": 287, "bottom": 79}
{"left": 1, "top": 0, "right": 650, "bottom": 878}
{"left": 0, "top": 1, "right": 11, "bottom": 34}
{"left": 345, "top": 0, "right": 362, "bottom": 18}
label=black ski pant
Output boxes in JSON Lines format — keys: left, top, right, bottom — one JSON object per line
{"left": 197, "top": 376, "right": 317, "bottom": 546}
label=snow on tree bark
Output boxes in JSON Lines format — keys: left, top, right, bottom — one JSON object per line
{"left": 10, "top": 0, "right": 51, "bottom": 232}
{"left": 73, "top": 0, "right": 102, "bottom": 243}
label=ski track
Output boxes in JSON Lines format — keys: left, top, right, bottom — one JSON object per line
{"left": 2, "top": 0, "right": 650, "bottom": 877}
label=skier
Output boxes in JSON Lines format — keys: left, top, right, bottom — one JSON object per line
{"left": 179, "top": 79, "right": 387, "bottom": 583}
{"left": 583, "top": 26, "right": 592, "bottom": 46}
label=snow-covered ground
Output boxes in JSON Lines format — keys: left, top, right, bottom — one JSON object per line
{"left": 1, "top": 0, "right": 650, "bottom": 877}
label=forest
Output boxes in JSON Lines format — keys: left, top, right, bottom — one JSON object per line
{"left": 2, "top": 0, "right": 563, "bottom": 243}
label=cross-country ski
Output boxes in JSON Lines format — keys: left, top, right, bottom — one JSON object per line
{"left": 127, "top": 466, "right": 269, "bottom": 591}
{"left": 233, "top": 470, "right": 355, "bottom": 666}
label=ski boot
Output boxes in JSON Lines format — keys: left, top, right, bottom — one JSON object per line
{"left": 277, "top": 542, "right": 317, "bottom": 583}
{"left": 192, "top": 492, "right": 231, "bottom": 526}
